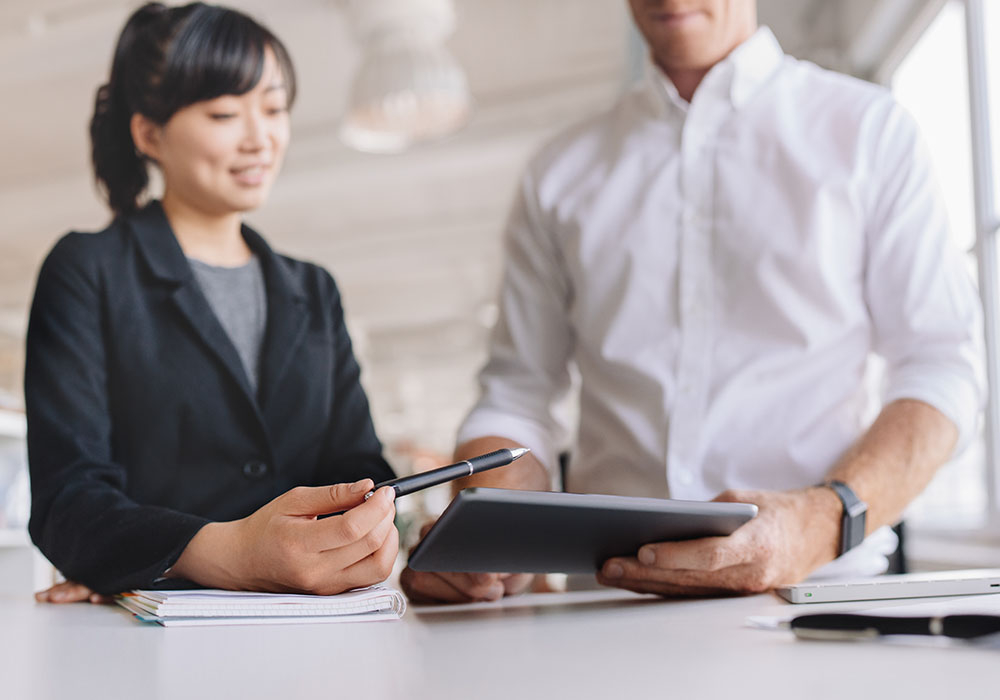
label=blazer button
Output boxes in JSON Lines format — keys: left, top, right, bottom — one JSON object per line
{"left": 242, "top": 461, "right": 269, "bottom": 480}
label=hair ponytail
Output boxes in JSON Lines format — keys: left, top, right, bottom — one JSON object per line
{"left": 89, "top": 2, "right": 170, "bottom": 216}
{"left": 90, "top": 81, "right": 148, "bottom": 217}
{"left": 89, "top": 2, "right": 296, "bottom": 216}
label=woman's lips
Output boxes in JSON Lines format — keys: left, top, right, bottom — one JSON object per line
{"left": 230, "top": 163, "right": 269, "bottom": 186}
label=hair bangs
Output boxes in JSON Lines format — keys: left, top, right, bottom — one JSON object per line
{"left": 160, "top": 4, "right": 296, "bottom": 118}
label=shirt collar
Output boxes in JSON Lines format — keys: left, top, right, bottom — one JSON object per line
{"left": 646, "top": 25, "right": 784, "bottom": 117}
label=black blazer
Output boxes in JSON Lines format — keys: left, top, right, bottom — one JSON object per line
{"left": 25, "top": 202, "right": 394, "bottom": 594}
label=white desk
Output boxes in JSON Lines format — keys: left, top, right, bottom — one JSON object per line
{"left": 2, "top": 588, "right": 997, "bottom": 699}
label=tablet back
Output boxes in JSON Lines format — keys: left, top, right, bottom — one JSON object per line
{"left": 408, "top": 488, "right": 757, "bottom": 574}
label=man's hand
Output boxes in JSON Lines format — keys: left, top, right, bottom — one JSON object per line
{"left": 399, "top": 436, "right": 548, "bottom": 603}
{"left": 597, "top": 487, "right": 841, "bottom": 596}
{"left": 399, "top": 520, "right": 534, "bottom": 603}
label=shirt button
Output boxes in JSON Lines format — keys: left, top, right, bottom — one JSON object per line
{"left": 242, "top": 461, "right": 269, "bottom": 480}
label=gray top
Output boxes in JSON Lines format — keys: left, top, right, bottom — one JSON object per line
{"left": 188, "top": 256, "right": 267, "bottom": 391}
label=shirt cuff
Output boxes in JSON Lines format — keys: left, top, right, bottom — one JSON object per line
{"left": 884, "top": 366, "right": 983, "bottom": 455}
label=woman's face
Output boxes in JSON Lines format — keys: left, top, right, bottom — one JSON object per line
{"left": 143, "top": 49, "right": 291, "bottom": 216}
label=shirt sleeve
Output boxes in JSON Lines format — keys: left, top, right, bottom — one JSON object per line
{"left": 863, "top": 98, "right": 985, "bottom": 453}
{"left": 456, "top": 170, "right": 576, "bottom": 476}
{"left": 25, "top": 235, "right": 209, "bottom": 595}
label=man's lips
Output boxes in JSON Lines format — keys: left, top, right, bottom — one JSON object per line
{"left": 648, "top": 10, "right": 705, "bottom": 26}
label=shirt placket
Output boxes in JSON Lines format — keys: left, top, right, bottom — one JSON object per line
{"left": 665, "top": 101, "right": 724, "bottom": 499}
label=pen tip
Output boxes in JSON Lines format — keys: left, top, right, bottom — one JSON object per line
{"left": 510, "top": 447, "right": 530, "bottom": 460}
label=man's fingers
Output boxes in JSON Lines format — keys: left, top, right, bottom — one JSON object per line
{"left": 712, "top": 489, "right": 756, "bottom": 505}
{"left": 636, "top": 535, "right": 748, "bottom": 572}
{"left": 400, "top": 568, "right": 494, "bottom": 603}
{"left": 302, "top": 486, "right": 395, "bottom": 550}
{"left": 400, "top": 569, "right": 472, "bottom": 603}
{"left": 601, "top": 555, "right": 722, "bottom": 587}
{"left": 500, "top": 573, "right": 534, "bottom": 596}
{"left": 449, "top": 572, "right": 507, "bottom": 599}
{"left": 601, "top": 556, "right": 766, "bottom": 593}
{"left": 283, "top": 479, "right": 376, "bottom": 516}
{"left": 400, "top": 568, "right": 505, "bottom": 603}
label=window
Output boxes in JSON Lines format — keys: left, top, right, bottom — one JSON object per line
{"left": 891, "top": 0, "right": 1000, "bottom": 529}
{"left": 988, "top": 0, "right": 1000, "bottom": 210}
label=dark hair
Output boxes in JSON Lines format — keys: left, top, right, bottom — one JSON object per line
{"left": 90, "top": 2, "right": 297, "bottom": 215}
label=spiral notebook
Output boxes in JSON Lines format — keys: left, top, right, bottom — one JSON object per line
{"left": 116, "top": 583, "right": 407, "bottom": 627}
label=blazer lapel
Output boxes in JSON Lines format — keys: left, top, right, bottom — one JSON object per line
{"left": 127, "top": 202, "right": 262, "bottom": 412}
{"left": 245, "top": 226, "right": 310, "bottom": 413}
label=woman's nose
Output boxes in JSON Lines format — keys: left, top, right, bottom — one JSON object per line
{"left": 240, "top": 111, "right": 268, "bottom": 151}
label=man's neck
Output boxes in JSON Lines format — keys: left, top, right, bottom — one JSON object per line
{"left": 655, "top": 24, "right": 759, "bottom": 103}
{"left": 161, "top": 191, "right": 252, "bottom": 267}
{"left": 659, "top": 66, "right": 711, "bottom": 103}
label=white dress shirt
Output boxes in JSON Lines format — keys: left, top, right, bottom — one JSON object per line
{"left": 458, "top": 28, "right": 984, "bottom": 577}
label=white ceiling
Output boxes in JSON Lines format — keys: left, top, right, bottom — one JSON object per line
{"left": 0, "top": 0, "right": 936, "bottom": 454}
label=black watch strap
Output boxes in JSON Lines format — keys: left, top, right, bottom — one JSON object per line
{"left": 823, "top": 480, "right": 868, "bottom": 556}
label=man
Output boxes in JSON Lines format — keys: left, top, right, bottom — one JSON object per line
{"left": 401, "top": 0, "right": 982, "bottom": 602}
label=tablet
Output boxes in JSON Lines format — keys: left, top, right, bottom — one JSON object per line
{"left": 407, "top": 487, "right": 758, "bottom": 574}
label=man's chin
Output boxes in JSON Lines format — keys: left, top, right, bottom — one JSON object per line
{"left": 651, "top": 39, "right": 732, "bottom": 73}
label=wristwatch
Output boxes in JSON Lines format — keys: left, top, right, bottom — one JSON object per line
{"left": 822, "top": 480, "right": 868, "bottom": 556}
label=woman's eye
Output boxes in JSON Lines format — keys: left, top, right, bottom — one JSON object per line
{"left": 209, "top": 112, "right": 237, "bottom": 120}
{"left": 266, "top": 106, "right": 288, "bottom": 116}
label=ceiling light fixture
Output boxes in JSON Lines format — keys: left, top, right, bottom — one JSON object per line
{"left": 340, "top": 0, "right": 473, "bottom": 154}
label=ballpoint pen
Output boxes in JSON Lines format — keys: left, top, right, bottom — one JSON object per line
{"left": 365, "top": 447, "right": 531, "bottom": 500}
{"left": 786, "top": 612, "right": 1000, "bottom": 641}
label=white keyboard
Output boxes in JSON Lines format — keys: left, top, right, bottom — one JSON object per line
{"left": 776, "top": 569, "right": 1000, "bottom": 604}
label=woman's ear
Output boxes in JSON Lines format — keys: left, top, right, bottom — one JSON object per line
{"left": 130, "top": 113, "right": 161, "bottom": 163}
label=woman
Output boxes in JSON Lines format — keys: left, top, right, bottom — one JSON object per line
{"left": 27, "top": 2, "right": 398, "bottom": 602}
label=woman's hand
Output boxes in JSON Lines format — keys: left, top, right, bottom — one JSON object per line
{"left": 171, "top": 478, "right": 399, "bottom": 595}
{"left": 35, "top": 581, "right": 113, "bottom": 604}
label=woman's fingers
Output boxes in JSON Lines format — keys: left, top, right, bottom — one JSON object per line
{"left": 320, "top": 526, "right": 400, "bottom": 594}
{"left": 318, "top": 507, "right": 397, "bottom": 570}
{"left": 282, "top": 479, "right": 375, "bottom": 516}
{"left": 35, "top": 581, "right": 102, "bottom": 604}
{"left": 304, "top": 486, "right": 396, "bottom": 551}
